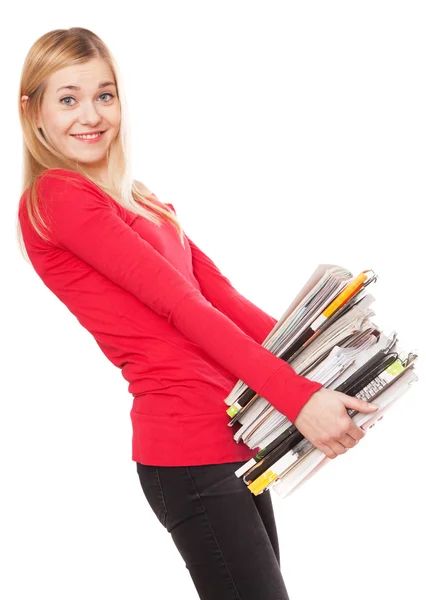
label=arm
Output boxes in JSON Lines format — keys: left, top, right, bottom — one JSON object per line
{"left": 186, "top": 234, "right": 277, "bottom": 345}
{"left": 164, "top": 202, "right": 277, "bottom": 344}
{"left": 38, "top": 170, "right": 322, "bottom": 423}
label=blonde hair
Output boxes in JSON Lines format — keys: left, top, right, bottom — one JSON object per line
{"left": 17, "top": 27, "right": 185, "bottom": 262}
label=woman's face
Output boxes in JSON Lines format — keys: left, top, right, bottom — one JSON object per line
{"left": 22, "top": 57, "right": 121, "bottom": 182}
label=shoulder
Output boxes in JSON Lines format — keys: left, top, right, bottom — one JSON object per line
{"left": 37, "top": 168, "right": 95, "bottom": 194}
{"left": 33, "top": 170, "right": 98, "bottom": 212}
{"left": 36, "top": 169, "right": 112, "bottom": 212}
{"left": 29, "top": 170, "right": 117, "bottom": 235}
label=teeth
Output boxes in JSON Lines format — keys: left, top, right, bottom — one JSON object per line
{"left": 74, "top": 132, "right": 102, "bottom": 139}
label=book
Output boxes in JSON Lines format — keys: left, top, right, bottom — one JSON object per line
{"left": 225, "top": 264, "right": 419, "bottom": 498}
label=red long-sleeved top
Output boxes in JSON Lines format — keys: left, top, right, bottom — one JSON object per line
{"left": 18, "top": 168, "right": 322, "bottom": 466}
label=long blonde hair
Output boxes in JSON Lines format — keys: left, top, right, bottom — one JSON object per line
{"left": 17, "top": 27, "right": 185, "bottom": 262}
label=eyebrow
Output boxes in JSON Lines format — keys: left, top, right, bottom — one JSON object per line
{"left": 56, "top": 81, "right": 116, "bottom": 92}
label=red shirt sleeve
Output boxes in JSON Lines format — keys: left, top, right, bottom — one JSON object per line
{"left": 185, "top": 234, "right": 277, "bottom": 345}
{"left": 37, "top": 170, "right": 322, "bottom": 423}
{"left": 165, "top": 202, "right": 277, "bottom": 345}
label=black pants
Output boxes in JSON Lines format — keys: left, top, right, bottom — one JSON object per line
{"left": 136, "top": 460, "right": 290, "bottom": 600}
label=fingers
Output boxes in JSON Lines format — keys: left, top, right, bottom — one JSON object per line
{"left": 340, "top": 433, "right": 359, "bottom": 449}
{"left": 316, "top": 433, "right": 362, "bottom": 459}
{"left": 316, "top": 441, "right": 337, "bottom": 459}
{"left": 328, "top": 440, "right": 350, "bottom": 457}
{"left": 347, "top": 422, "right": 367, "bottom": 442}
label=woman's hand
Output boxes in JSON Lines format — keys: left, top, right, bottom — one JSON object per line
{"left": 294, "top": 387, "right": 379, "bottom": 459}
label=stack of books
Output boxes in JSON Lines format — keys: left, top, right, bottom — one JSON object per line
{"left": 224, "top": 265, "right": 419, "bottom": 498}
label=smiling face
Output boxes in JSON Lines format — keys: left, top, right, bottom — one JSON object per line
{"left": 22, "top": 57, "right": 121, "bottom": 183}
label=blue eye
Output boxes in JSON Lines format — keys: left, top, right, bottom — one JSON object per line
{"left": 99, "top": 92, "right": 115, "bottom": 102}
{"left": 60, "top": 92, "right": 115, "bottom": 106}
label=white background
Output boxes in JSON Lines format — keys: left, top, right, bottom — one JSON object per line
{"left": 2, "top": 2, "right": 425, "bottom": 599}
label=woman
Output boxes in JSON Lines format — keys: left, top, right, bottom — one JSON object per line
{"left": 17, "top": 27, "right": 378, "bottom": 600}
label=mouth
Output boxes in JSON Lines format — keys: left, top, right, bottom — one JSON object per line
{"left": 70, "top": 130, "right": 107, "bottom": 143}
{"left": 70, "top": 130, "right": 107, "bottom": 139}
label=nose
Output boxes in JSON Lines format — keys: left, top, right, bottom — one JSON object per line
{"left": 78, "top": 101, "right": 103, "bottom": 127}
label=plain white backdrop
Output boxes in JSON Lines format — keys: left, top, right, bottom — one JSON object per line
{"left": 2, "top": 2, "right": 425, "bottom": 599}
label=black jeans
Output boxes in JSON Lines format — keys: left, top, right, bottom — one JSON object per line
{"left": 136, "top": 460, "right": 290, "bottom": 600}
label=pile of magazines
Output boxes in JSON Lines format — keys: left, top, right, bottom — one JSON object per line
{"left": 224, "top": 265, "right": 419, "bottom": 498}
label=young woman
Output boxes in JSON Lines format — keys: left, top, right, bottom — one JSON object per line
{"left": 17, "top": 27, "right": 378, "bottom": 600}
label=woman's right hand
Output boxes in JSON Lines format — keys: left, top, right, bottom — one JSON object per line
{"left": 294, "top": 387, "right": 379, "bottom": 459}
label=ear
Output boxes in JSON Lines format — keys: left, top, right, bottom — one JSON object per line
{"left": 21, "top": 95, "right": 29, "bottom": 116}
{"left": 21, "top": 94, "right": 41, "bottom": 128}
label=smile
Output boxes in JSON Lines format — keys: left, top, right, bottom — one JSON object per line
{"left": 71, "top": 131, "right": 106, "bottom": 143}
